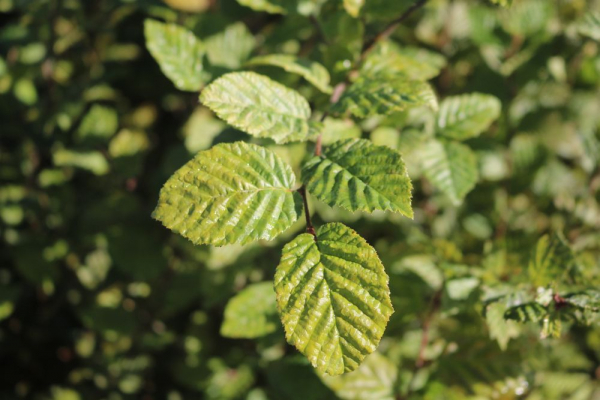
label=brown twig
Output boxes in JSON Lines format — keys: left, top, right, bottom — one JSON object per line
{"left": 361, "top": 0, "right": 429, "bottom": 61}
{"left": 298, "top": 186, "right": 316, "bottom": 238}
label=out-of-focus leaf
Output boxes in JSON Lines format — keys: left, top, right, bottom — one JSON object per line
{"left": 362, "top": 41, "right": 446, "bottom": 81}
{"left": 267, "top": 357, "right": 337, "bottom": 400}
{"left": 320, "top": 118, "right": 361, "bottom": 145}
{"left": 436, "top": 93, "right": 501, "bottom": 140}
{"left": 163, "top": 0, "right": 210, "bottom": 12}
{"left": 200, "top": 72, "right": 317, "bottom": 144}
{"left": 504, "top": 302, "right": 547, "bottom": 322}
{"left": 205, "top": 23, "right": 255, "bottom": 69}
{"left": 331, "top": 73, "right": 438, "bottom": 118}
{"left": 247, "top": 54, "right": 332, "bottom": 93}
{"left": 485, "top": 302, "right": 520, "bottom": 351}
{"left": 578, "top": 12, "right": 600, "bottom": 41}
{"left": 343, "top": 0, "right": 364, "bottom": 18}
{"left": 220, "top": 282, "right": 279, "bottom": 338}
{"left": 109, "top": 129, "right": 150, "bottom": 158}
{"left": 528, "top": 233, "right": 575, "bottom": 287}
{"left": 421, "top": 139, "right": 478, "bottom": 205}
{"left": 302, "top": 139, "right": 413, "bottom": 216}
{"left": 53, "top": 149, "right": 110, "bottom": 175}
{"left": 319, "top": 352, "right": 397, "bottom": 400}
{"left": 153, "top": 142, "right": 301, "bottom": 246}
{"left": 183, "top": 108, "right": 225, "bottom": 153}
{"left": 144, "top": 19, "right": 206, "bottom": 91}
{"left": 77, "top": 105, "right": 118, "bottom": 142}
{"left": 206, "top": 360, "right": 255, "bottom": 400}
{"left": 274, "top": 223, "right": 394, "bottom": 375}
{"left": 446, "top": 277, "right": 479, "bottom": 300}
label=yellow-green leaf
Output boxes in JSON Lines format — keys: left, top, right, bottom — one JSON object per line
{"left": 221, "top": 282, "right": 279, "bottom": 338}
{"left": 274, "top": 223, "right": 394, "bottom": 375}
{"left": 436, "top": 93, "right": 501, "bottom": 140}
{"left": 200, "top": 72, "right": 317, "bottom": 144}
{"left": 246, "top": 54, "right": 332, "bottom": 93}
{"left": 331, "top": 73, "right": 437, "bottom": 118}
{"left": 153, "top": 142, "right": 302, "bottom": 246}
{"left": 302, "top": 139, "right": 413, "bottom": 217}
{"left": 343, "top": 0, "right": 364, "bottom": 18}
{"left": 144, "top": 19, "right": 206, "bottom": 91}
{"left": 205, "top": 23, "right": 256, "bottom": 69}
{"left": 421, "top": 139, "right": 478, "bottom": 205}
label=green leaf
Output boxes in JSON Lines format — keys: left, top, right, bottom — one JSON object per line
{"left": 205, "top": 23, "right": 256, "bottom": 69}
{"left": 53, "top": 149, "right": 110, "bottom": 175}
{"left": 153, "top": 142, "right": 302, "bottom": 246}
{"left": 320, "top": 118, "right": 361, "bottom": 145}
{"left": 343, "top": 0, "right": 365, "bottom": 18}
{"left": 436, "top": 93, "right": 501, "bottom": 140}
{"left": 421, "top": 139, "right": 478, "bottom": 205}
{"left": 485, "top": 302, "right": 520, "bottom": 351}
{"left": 77, "top": 105, "right": 118, "bottom": 142}
{"left": 200, "top": 72, "right": 317, "bottom": 144}
{"left": 221, "top": 282, "right": 279, "bottom": 338}
{"left": 246, "top": 54, "right": 332, "bottom": 93}
{"left": 565, "top": 290, "right": 600, "bottom": 311}
{"left": 528, "top": 233, "right": 575, "bottom": 287}
{"left": 331, "top": 73, "right": 438, "bottom": 118}
{"left": 578, "top": 12, "right": 600, "bottom": 41}
{"left": 319, "top": 352, "right": 397, "bottom": 399}
{"left": 274, "top": 223, "right": 394, "bottom": 375}
{"left": 144, "top": 19, "right": 206, "bottom": 91}
{"left": 489, "top": 0, "right": 512, "bottom": 7}
{"left": 504, "top": 302, "right": 547, "bottom": 323}
{"left": 237, "top": 0, "right": 286, "bottom": 14}
{"left": 302, "top": 139, "right": 413, "bottom": 217}
{"left": 236, "top": 0, "right": 326, "bottom": 15}
{"left": 362, "top": 41, "right": 446, "bottom": 81}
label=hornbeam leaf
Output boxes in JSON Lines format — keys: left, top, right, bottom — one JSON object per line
{"left": 144, "top": 19, "right": 206, "bottom": 91}
{"left": 331, "top": 73, "right": 438, "bottom": 118}
{"left": 485, "top": 302, "right": 520, "bottom": 351}
{"left": 221, "top": 282, "right": 279, "bottom": 338}
{"left": 528, "top": 233, "right": 575, "bottom": 287}
{"left": 274, "top": 223, "right": 394, "bottom": 375}
{"left": 200, "top": 72, "right": 317, "bottom": 144}
{"left": 421, "top": 139, "right": 478, "bottom": 205}
{"left": 246, "top": 54, "right": 332, "bottom": 93}
{"left": 504, "top": 302, "right": 547, "bottom": 322}
{"left": 204, "top": 23, "right": 256, "bottom": 69}
{"left": 436, "top": 93, "right": 501, "bottom": 140}
{"left": 319, "top": 352, "right": 397, "bottom": 399}
{"left": 153, "top": 142, "right": 302, "bottom": 246}
{"left": 302, "top": 139, "right": 413, "bottom": 217}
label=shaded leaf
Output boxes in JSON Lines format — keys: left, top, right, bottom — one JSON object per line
{"left": 274, "top": 223, "right": 394, "bottom": 375}
{"left": 421, "top": 140, "right": 478, "bottom": 205}
{"left": 504, "top": 302, "right": 547, "bottom": 322}
{"left": 302, "top": 139, "right": 413, "bottom": 217}
{"left": 247, "top": 54, "right": 332, "bottom": 93}
{"left": 221, "top": 282, "right": 279, "bottom": 338}
{"left": 153, "top": 142, "right": 301, "bottom": 246}
{"left": 144, "top": 19, "right": 206, "bottom": 91}
{"left": 436, "top": 93, "right": 501, "bottom": 140}
{"left": 331, "top": 73, "right": 438, "bottom": 118}
{"left": 200, "top": 72, "right": 316, "bottom": 144}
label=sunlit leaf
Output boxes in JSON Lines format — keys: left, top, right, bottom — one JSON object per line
{"left": 343, "top": 0, "right": 364, "bottom": 18}
{"left": 485, "top": 302, "right": 520, "bottom": 351}
{"left": 302, "top": 139, "right": 413, "bottom": 217}
{"left": 200, "top": 71, "right": 317, "bottom": 144}
{"left": 274, "top": 223, "right": 394, "bottom": 375}
{"left": 205, "top": 23, "right": 256, "bottom": 69}
{"left": 420, "top": 139, "right": 478, "bottom": 205}
{"left": 436, "top": 93, "right": 501, "bottom": 140}
{"left": 528, "top": 233, "right": 575, "bottom": 287}
{"left": 247, "top": 54, "right": 332, "bottom": 93}
{"left": 153, "top": 142, "right": 301, "bottom": 246}
{"left": 331, "top": 73, "right": 437, "bottom": 118}
{"left": 578, "top": 12, "right": 600, "bottom": 41}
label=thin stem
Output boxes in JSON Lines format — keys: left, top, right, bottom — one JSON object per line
{"left": 361, "top": 0, "right": 429, "bottom": 60}
{"left": 298, "top": 186, "right": 316, "bottom": 237}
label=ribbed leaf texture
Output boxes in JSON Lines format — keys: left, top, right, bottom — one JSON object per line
{"left": 528, "top": 233, "right": 575, "bottom": 287}
{"left": 200, "top": 72, "right": 316, "bottom": 144}
{"left": 302, "top": 139, "right": 413, "bottom": 217}
{"left": 153, "top": 142, "right": 301, "bottom": 246}
{"left": 247, "top": 54, "right": 332, "bottom": 93}
{"left": 320, "top": 352, "right": 397, "bottom": 399}
{"left": 274, "top": 223, "right": 394, "bottom": 375}
{"left": 330, "top": 73, "right": 438, "bottom": 118}
{"left": 362, "top": 41, "right": 446, "bottom": 81}
{"left": 504, "top": 302, "right": 547, "bottom": 322}
{"left": 421, "top": 139, "right": 478, "bottom": 205}
{"left": 221, "top": 282, "right": 279, "bottom": 338}
{"left": 144, "top": 20, "right": 205, "bottom": 91}
{"left": 436, "top": 93, "right": 502, "bottom": 140}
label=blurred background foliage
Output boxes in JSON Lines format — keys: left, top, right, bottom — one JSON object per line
{"left": 1, "top": 0, "right": 600, "bottom": 399}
